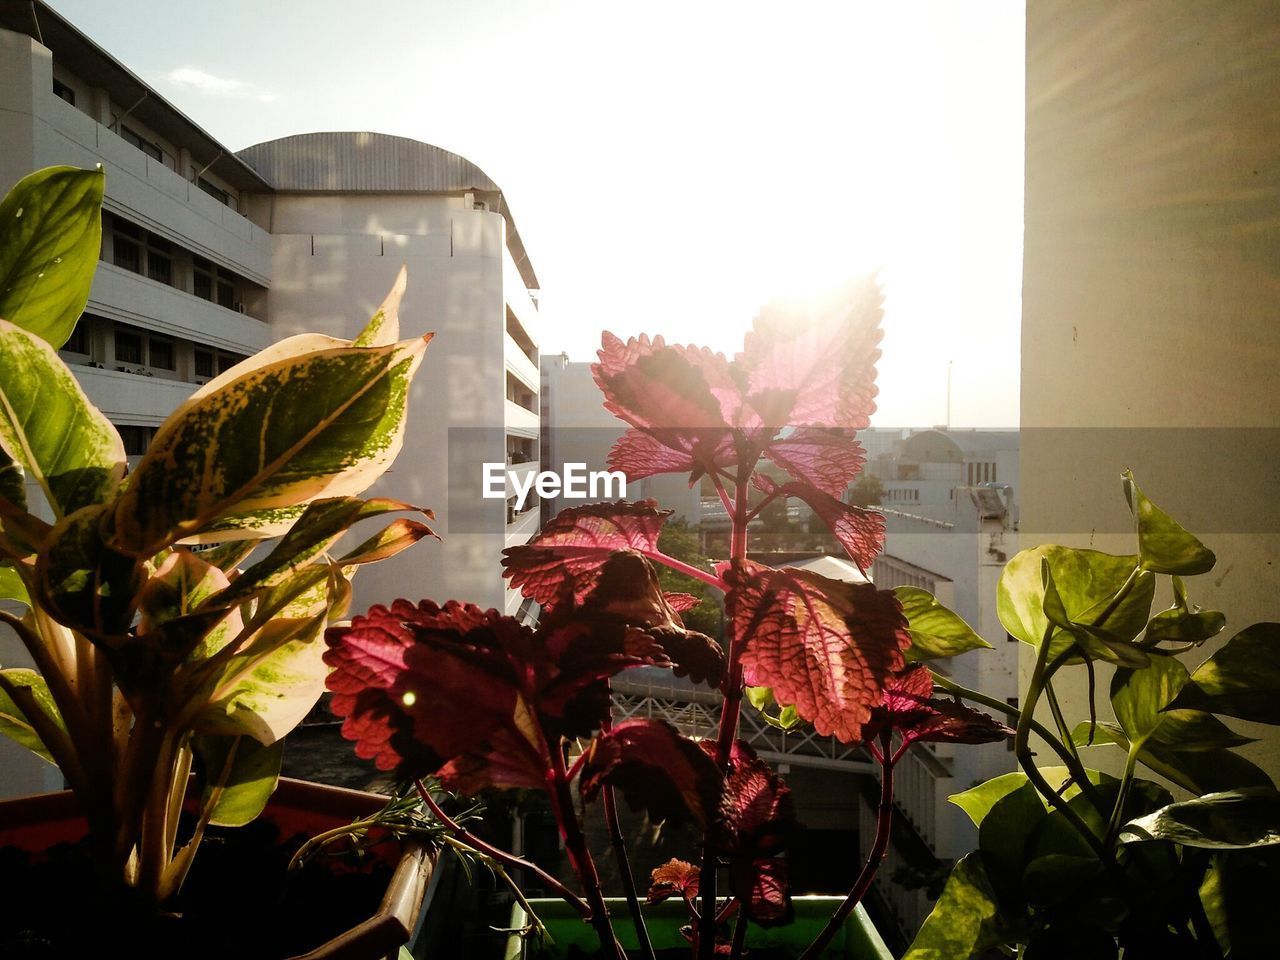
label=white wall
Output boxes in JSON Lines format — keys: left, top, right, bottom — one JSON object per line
{"left": 1022, "top": 0, "right": 1280, "bottom": 781}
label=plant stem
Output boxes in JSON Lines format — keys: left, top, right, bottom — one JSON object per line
{"left": 932, "top": 673, "right": 1107, "bottom": 816}
{"left": 1105, "top": 744, "right": 1141, "bottom": 844}
{"left": 1015, "top": 629, "right": 1112, "bottom": 863}
{"left": 412, "top": 779, "right": 590, "bottom": 918}
{"left": 797, "top": 730, "right": 895, "bottom": 960}
{"left": 729, "top": 905, "right": 749, "bottom": 960}
{"left": 604, "top": 774, "right": 655, "bottom": 960}
{"left": 699, "top": 468, "right": 752, "bottom": 960}
{"left": 545, "top": 753, "right": 623, "bottom": 960}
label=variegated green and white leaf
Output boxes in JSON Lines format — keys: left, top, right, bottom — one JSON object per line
{"left": 109, "top": 334, "right": 432, "bottom": 556}
{"left": 0, "top": 448, "right": 25, "bottom": 511}
{"left": 192, "top": 734, "right": 283, "bottom": 827}
{"left": 353, "top": 265, "right": 406, "bottom": 347}
{"left": 336, "top": 517, "right": 438, "bottom": 565}
{"left": 0, "top": 668, "right": 65, "bottom": 764}
{"left": 193, "top": 612, "right": 329, "bottom": 744}
{"left": 138, "top": 549, "right": 245, "bottom": 661}
{"left": 0, "top": 318, "right": 125, "bottom": 518}
{"left": 0, "top": 166, "right": 104, "bottom": 348}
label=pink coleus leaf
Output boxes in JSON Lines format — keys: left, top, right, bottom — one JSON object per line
{"left": 579, "top": 718, "right": 723, "bottom": 828}
{"left": 647, "top": 859, "right": 701, "bottom": 906}
{"left": 501, "top": 500, "right": 672, "bottom": 607}
{"left": 862, "top": 663, "right": 1014, "bottom": 748}
{"left": 665, "top": 592, "right": 701, "bottom": 613}
{"left": 763, "top": 428, "right": 867, "bottom": 496}
{"left": 607, "top": 428, "right": 698, "bottom": 482}
{"left": 754, "top": 475, "right": 884, "bottom": 572}
{"left": 737, "top": 277, "right": 884, "bottom": 429}
{"left": 725, "top": 561, "right": 910, "bottom": 743}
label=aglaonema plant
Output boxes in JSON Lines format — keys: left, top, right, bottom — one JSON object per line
{"left": 325, "top": 280, "right": 1012, "bottom": 959}
{"left": 902, "top": 474, "right": 1280, "bottom": 959}
{"left": 0, "top": 166, "right": 436, "bottom": 908}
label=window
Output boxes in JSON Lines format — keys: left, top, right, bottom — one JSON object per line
{"left": 112, "top": 217, "right": 142, "bottom": 274}
{"left": 146, "top": 233, "right": 173, "bottom": 285}
{"left": 115, "top": 326, "right": 143, "bottom": 365}
{"left": 216, "top": 270, "right": 236, "bottom": 309}
{"left": 193, "top": 256, "right": 214, "bottom": 301}
{"left": 216, "top": 352, "right": 248, "bottom": 374}
{"left": 62, "top": 318, "right": 91, "bottom": 355}
{"left": 149, "top": 336, "right": 174, "bottom": 371}
{"left": 52, "top": 78, "right": 75, "bottom": 106}
{"left": 121, "top": 126, "right": 163, "bottom": 162}
{"left": 194, "top": 349, "right": 214, "bottom": 379}
{"left": 197, "top": 177, "right": 231, "bottom": 207}
{"left": 118, "top": 426, "right": 154, "bottom": 457}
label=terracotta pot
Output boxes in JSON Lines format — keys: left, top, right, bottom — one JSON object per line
{"left": 0, "top": 777, "right": 432, "bottom": 960}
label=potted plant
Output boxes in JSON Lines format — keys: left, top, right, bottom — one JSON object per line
{"left": 0, "top": 165, "right": 439, "bottom": 958}
{"left": 322, "top": 281, "right": 1016, "bottom": 959}
{"left": 901, "top": 474, "right": 1280, "bottom": 959}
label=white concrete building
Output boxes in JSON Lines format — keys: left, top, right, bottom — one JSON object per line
{"left": 0, "top": 3, "right": 544, "bottom": 795}
{"left": 861, "top": 429, "right": 1021, "bottom": 939}
{"left": 540, "top": 355, "right": 700, "bottom": 524}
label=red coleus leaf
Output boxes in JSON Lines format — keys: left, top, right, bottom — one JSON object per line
{"left": 862, "top": 663, "right": 1013, "bottom": 748}
{"left": 710, "top": 740, "right": 797, "bottom": 858}
{"left": 763, "top": 427, "right": 868, "bottom": 496}
{"left": 665, "top": 592, "right": 701, "bottom": 613}
{"left": 501, "top": 500, "right": 671, "bottom": 607}
{"left": 732, "top": 858, "right": 791, "bottom": 927}
{"left": 725, "top": 562, "right": 909, "bottom": 743}
{"left": 579, "top": 718, "right": 722, "bottom": 828}
{"left": 607, "top": 429, "right": 698, "bottom": 482}
{"left": 324, "top": 599, "right": 670, "bottom": 780}
{"left": 647, "top": 859, "right": 701, "bottom": 906}
{"left": 737, "top": 278, "right": 883, "bottom": 429}
{"left": 754, "top": 475, "right": 884, "bottom": 572}
{"left": 505, "top": 509, "right": 726, "bottom": 686}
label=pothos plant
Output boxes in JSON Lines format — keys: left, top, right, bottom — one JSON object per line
{"left": 0, "top": 166, "right": 436, "bottom": 908}
{"left": 324, "top": 280, "right": 1014, "bottom": 960}
{"left": 902, "top": 474, "right": 1280, "bottom": 960}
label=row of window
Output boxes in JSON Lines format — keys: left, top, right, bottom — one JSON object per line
{"left": 967, "top": 461, "right": 998, "bottom": 485}
{"left": 108, "top": 214, "right": 242, "bottom": 311}
{"left": 62, "top": 314, "right": 248, "bottom": 382}
{"left": 51, "top": 78, "right": 236, "bottom": 208}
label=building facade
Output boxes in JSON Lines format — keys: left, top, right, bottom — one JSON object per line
{"left": 0, "top": 3, "right": 544, "bottom": 795}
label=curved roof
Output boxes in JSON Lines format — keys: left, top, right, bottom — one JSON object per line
{"left": 901, "top": 430, "right": 965, "bottom": 463}
{"left": 237, "top": 132, "right": 538, "bottom": 289}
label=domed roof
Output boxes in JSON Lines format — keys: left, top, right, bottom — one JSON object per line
{"left": 237, "top": 132, "right": 538, "bottom": 289}
{"left": 237, "top": 131, "right": 501, "bottom": 194}
{"left": 900, "top": 429, "right": 965, "bottom": 463}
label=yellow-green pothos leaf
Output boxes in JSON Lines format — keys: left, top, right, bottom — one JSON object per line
{"left": 1122, "top": 470, "right": 1216, "bottom": 576}
{"left": 1119, "top": 788, "right": 1280, "bottom": 849}
{"left": 997, "top": 545, "right": 1154, "bottom": 658}
{"left": 0, "top": 166, "right": 104, "bottom": 348}
{"left": 193, "top": 734, "right": 283, "bottom": 827}
{"left": 1167, "top": 623, "right": 1280, "bottom": 725}
{"left": 0, "top": 668, "right": 65, "bottom": 764}
{"left": 903, "top": 853, "right": 1014, "bottom": 960}
{"left": 109, "top": 334, "right": 432, "bottom": 556}
{"left": 0, "top": 318, "right": 125, "bottom": 517}
{"left": 1111, "top": 655, "right": 1188, "bottom": 748}
{"left": 895, "top": 585, "right": 992, "bottom": 660}
{"left": 353, "top": 265, "right": 406, "bottom": 347}
{"left": 0, "top": 563, "right": 29, "bottom": 605}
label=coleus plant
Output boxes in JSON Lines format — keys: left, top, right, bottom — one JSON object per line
{"left": 325, "top": 279, "right": 1012, "bottom": 959}
{"left": 0, "top": 167, "right": 435, "bottom": 907}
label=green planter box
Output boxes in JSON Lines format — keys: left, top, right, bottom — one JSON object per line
{"left": 505, "top": 897, "right": 892, "bottom": 959}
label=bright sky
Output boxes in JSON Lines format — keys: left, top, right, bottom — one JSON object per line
{"left": 45, "top": 0, "right": 1024, "bottom": 428}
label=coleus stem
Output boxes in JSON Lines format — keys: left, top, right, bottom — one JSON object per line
{"left": 412, "top": 779, "right": 591, "bottom": 918}
{"left": 698, "top": 466, "right": 753, "bottom": 960}
{"left": 602, "top": 710, "right": 657, "bottom": 960}
{"left": 545, "top": 748, "right": 624, "bottom": 960}
{"left": 797, "top": 730, "right": 895, "bottom": 960}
